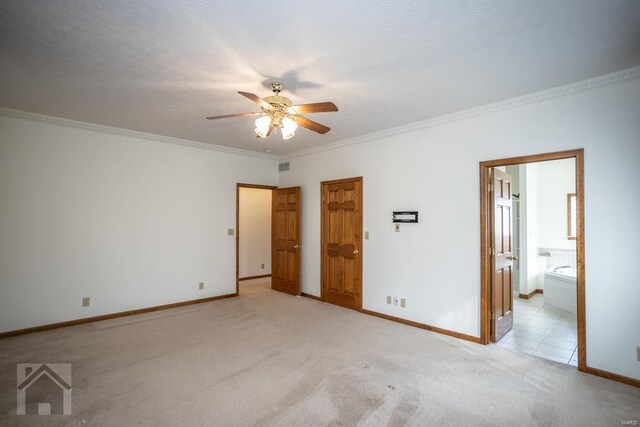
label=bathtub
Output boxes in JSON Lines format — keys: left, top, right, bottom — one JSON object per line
{"left": 544, "top": 266, "right": 577, "bottom": 314}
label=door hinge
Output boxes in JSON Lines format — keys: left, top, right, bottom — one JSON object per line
{"left": 490, "top": 247, "right": 495, "bottom": 256}
{"left": 491, "top": 311, "right": 495, "bottom": 320}
{"left": 488, "top": 184, "right": 494, "bottom": 192}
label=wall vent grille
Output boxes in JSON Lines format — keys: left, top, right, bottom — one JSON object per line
{"left": 278, "top": 162, "right": 290, "bottom": 172}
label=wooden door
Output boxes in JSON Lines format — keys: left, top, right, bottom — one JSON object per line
{"left": 271, "top": 187, "right": 301, "bottom": 295}
{"left": 491, "top": 169, "right": 515, "bottom": 341}
{"left": 321, "top": 177, "right": 363, "bottom": 310}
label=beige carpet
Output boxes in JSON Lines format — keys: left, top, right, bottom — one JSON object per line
{"left": 0, "top": 278, "right": 638, "bottom": 426}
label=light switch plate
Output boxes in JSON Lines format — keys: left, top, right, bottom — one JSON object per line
{"left": 82, "top": 297, "right": 90, "bottom": 307}
{"left": 227, "top": 228, "right": 235, "bottom": 236}
{"left": 199, "top": 282, "right": 204, "bottom": 290}
{"left": 637, "top": 346, "right": 640, "bottom": 362}
{"left": 365, "top": 231, "right": 370, "bottom": 240}
{"left": 400, "top": 298, "right": 406, "bottom": 308}
{"left": 386, "top": 296, "right": 392, "bottom": 304}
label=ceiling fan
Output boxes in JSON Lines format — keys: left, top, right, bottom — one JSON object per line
{"left": 206, "top": 82, "right": 338, "bottom": 140}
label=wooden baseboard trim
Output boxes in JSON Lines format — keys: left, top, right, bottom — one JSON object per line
{"left": 301, "top": 292, "right": 323, "bottom": 302}
{"left": 0, "top": 293, "right": 238, "bottom": 339}
{"left": 303, "top": 294, "right": 482, "bottom": 344}
{"left": 360, "top": 309, "right": 483, "bottom": 344}
{"left": 239, "top": 274, "right": 271, "bottom": 281}
{"left": 585, "top": 366, "right": 640, "bottom": 388}
{"left": 519, "top": 289, "right": 543, "bottom": 299}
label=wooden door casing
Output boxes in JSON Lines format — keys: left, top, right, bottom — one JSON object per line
{"left": 271, "top": 187, "right": 301, "bottom": 296}
{"left": 480, "top": 150, "right": 586, "bottom": 372}
{"left": 491, "top": 169, "right": 514, "bottom": 341}
{"left": 321, "top": 177, "right": 363, "bottom": 310}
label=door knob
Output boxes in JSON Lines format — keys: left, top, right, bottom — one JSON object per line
{"left": 507, "top": 255, "right": 518, "bottom": 261}
{"left": 353, "top": 249, "right": 359, "bottom": 254}
{"left": 294, "top": 244, "right": 301, "bottom": 249}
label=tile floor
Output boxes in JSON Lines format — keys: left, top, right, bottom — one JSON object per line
{"left": 497, "top": 294, "right": 578, "bottom": 366}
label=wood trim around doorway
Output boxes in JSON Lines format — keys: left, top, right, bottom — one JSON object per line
{"left": 236, "top": 183, "right": 278, "bottom": 295}
{"left": 479, "top": 149, "right": 586, "bottom": 370}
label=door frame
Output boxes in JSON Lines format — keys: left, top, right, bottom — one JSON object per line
{"left": 236, "top": 183, "right": 278, "bottom": 295}
{"left": 320, "top": 176, "right": 364, "bottom": 310}
{"left": 479, "top": 149, "right": 586, "bottom": 371}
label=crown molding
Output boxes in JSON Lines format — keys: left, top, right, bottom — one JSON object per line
{"left": 3, "top": 66, "right": 638, "bottom": 162}
{"left": 0, "top": 108, "right": 278, "bottom": 160}
{"left": 281, "top": 65, "right": 640, "bottom": 160}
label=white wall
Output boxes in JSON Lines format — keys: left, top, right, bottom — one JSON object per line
{"left": 524, "top": 163, "right": 545, "bottom": 293}
{"left": 0, "top": 114, "right": 277, "bottom": 333}
{"left": 239, "top": 188, "right": 271, "bottom": 278}
{"left": 535, "top": 158, "right": 576, "bottom": 250}
{"left": 521, "top": 159, "right": 576, "bottom": 293}
{"left": 278, "top": 74, "right": 640, "bottom": 380}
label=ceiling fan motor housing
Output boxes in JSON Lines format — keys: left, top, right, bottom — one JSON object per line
{"left": 270, "top": 81, "right": 285, "bottom": 93}
{"left": 263, "top": 90, "right": 293, "bottom": 128}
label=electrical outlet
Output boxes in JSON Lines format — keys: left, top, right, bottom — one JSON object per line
{"left": 386, "top": 296, "right": 392, "bottom": 304}
{"left": 227, "top": 228, "right": 235, "bottom": 236}
{"left": 400, "top": 298, "right": 406, "bottom": 308}
{"left": 637, "top": 346, "right": 640, "bottom": 362}
{"left": 365, "top": 231, "right": 370, "bottom": 240}
{"left": 261, "top": 263, "right": 265, "bottom": 269}
{"left": 393, "top": 297, "right": 399, "bottom": 307}
{"left": 82, "top": 297, "right": 90, "bottom": 307}
{"left": 199, "top": 282, "right": 204, "bottom": 290}
{"left": 395, "top": 224, "right": 400, "bottom": 232}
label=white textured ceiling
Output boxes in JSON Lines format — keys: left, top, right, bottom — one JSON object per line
{"left": 1, "top": 1, "right": 639, "bottom": 155}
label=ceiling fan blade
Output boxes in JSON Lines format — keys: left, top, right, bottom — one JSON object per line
{"left": 206, "top": 112, "right": 262, "bottom": 120}
{"left": 294, "top": 116, "right": 331, "bottom": 134}
{"left": 288, "top": 102, "right": 338, "bottom": 114}
{"left": 238, "top": 91, "right": 272, "bottom": 110}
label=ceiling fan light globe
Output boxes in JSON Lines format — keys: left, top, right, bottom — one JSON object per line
{"left": 282, "top": 117, "right": 298, "bottom": 132}
{"left": 281, "top": 117, "right": 297, "bottom": 140}
{"left": 282, "top": 130, "right": 295, "bottom": 140}
{"left": 254, "top": 116, "right": 271, "bottom": 138}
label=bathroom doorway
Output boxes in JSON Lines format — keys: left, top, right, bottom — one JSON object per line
{"left": 479, "top": 150, "right": 585, "bottom": 371}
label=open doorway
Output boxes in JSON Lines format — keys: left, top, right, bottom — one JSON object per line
{"left": 480, "top": 150, "right": 585, "bottom": 371}
{"left": 236, "top": 184, "right": 302, "bottom": 297}
{"left": 236, "top": 184, "right": 276, "bottom": 295}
